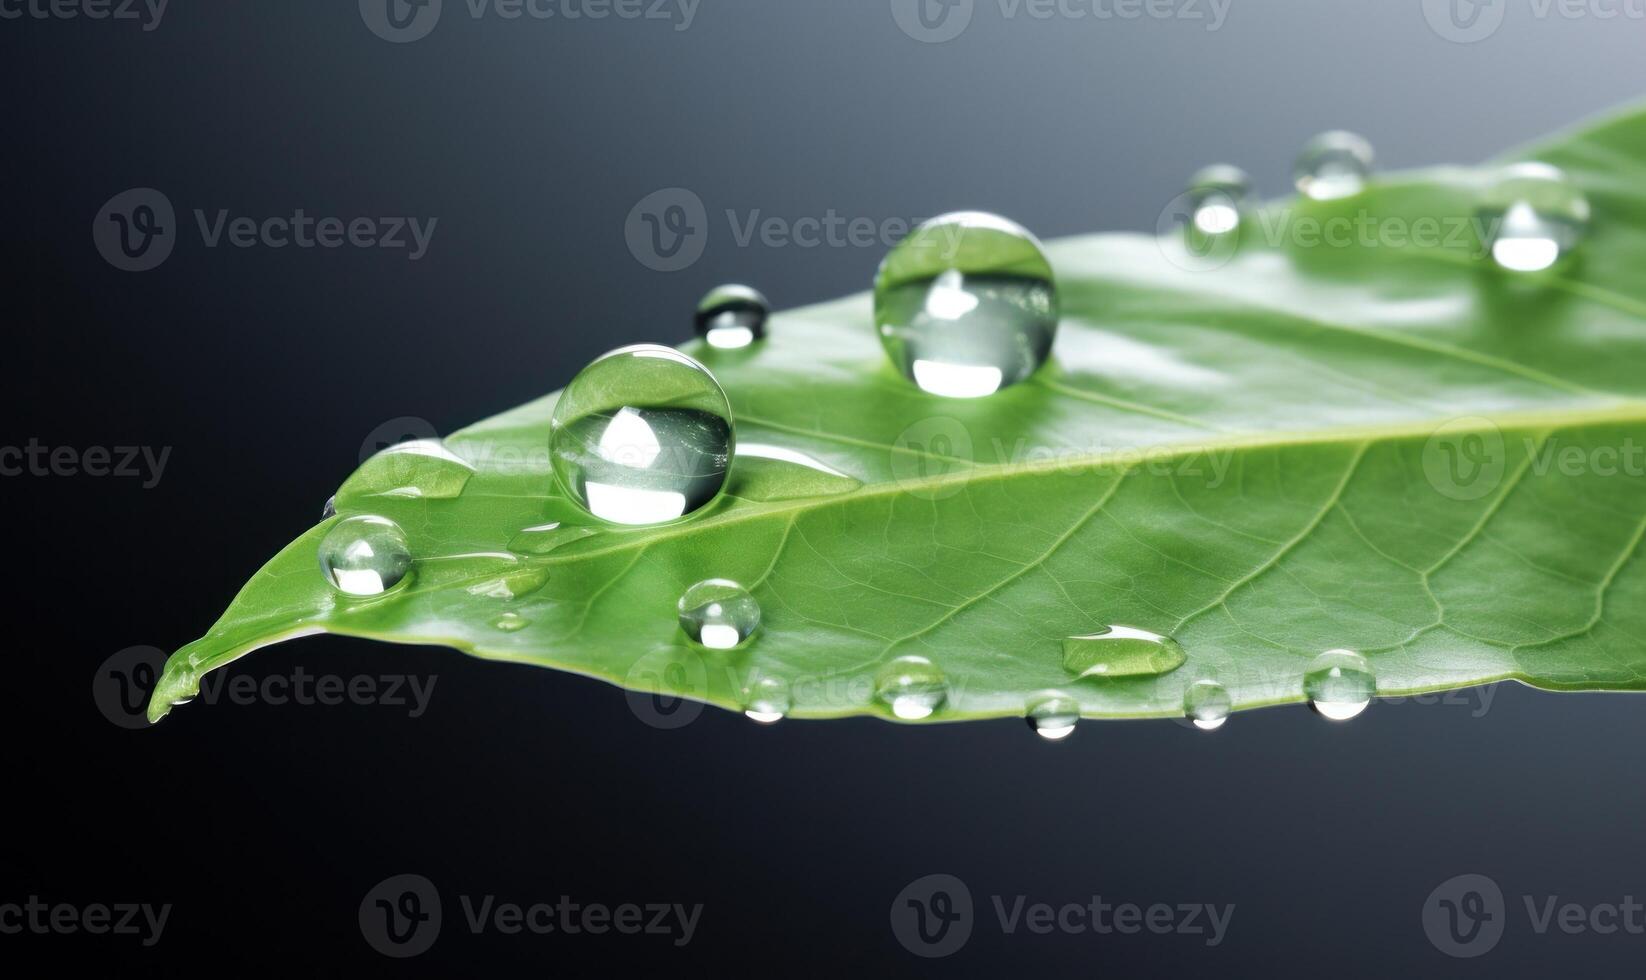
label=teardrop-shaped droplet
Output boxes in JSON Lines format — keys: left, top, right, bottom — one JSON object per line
{"left": 1304, "top": 649, "right": 1376, "bottom": 721}
{"left": 874, "top": 211, "right": 1059, "bottom": 398}
{"left": 695, "top": 284, "right": 769, "bottom": 350}
{"left": 874, "top": 656, "right": 948, "bottom": 720}
{"left": 321, "top": 495, "right": 337, "bottom": 520}
{"left": 1294, "top": 131, "right": 1374, "bottom": 201}
{"left": 1025, "top": 694, "right": 1080, "bottom": 741}
{"left": 1186, "top": 164, "right": 1253, "bottom": 237}
{"left": 1183, "top": 679, "right": 1232, "bottom": 731}
{"left": 1062, "top": 626, "right": 1186, "bottom": 680}
{"left": 1477, "top": 162, "right": 1589, "bottom": 273}
{"left": 339, "top": 438, "right": 476, "bottom": 500}
{"left": 492, "top": 612, "right": 530, "bottom": 633}
{"left": 742, "top": 675, "right": 790, "bottom": 724}
{"left": 507, "top": 522, "right": 599, "bottom": 556}
{"left": 677, "top": 578, "right": 760, "bottom": 651}
{"left": 550, "top": 345, "right": 734, "bottom": 526}
{"left": 318, "top": 515, "right": 413, "bottom": 597}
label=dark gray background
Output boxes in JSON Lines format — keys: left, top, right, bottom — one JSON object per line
{"left": 7, "top": 0, "right": 1645, "bottom": 974}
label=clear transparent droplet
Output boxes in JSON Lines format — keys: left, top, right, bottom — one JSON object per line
{"left": 321, "top": 495, "right": 337, "bottom": 520}
{"left": 1477, "top": 162, "right": 1589, "bottom": 273}
{"left": 551, "top": 345, "right": 734, "bottom": 526}
{"left": 874, "top": 211, "right": 1059, "bottom": 398}
{"left": 677, "top": 578, "right": 761, "bottom": 651}
{"left": 1062, "top": 626, "right": 1187, "bottom": 680}
{"left": 341, "top": 438, "right": 475, "bottom": 500}
{"left": 507, "top": 522, "right": 598, "bottom": 556}
{"left": 695, "top": 284, "right": 769, "bottom": 350}
{"left": 318, "top": 515, "right": 413, "bottom": 597}
{"left": 1294, "top": 131, "right": 1374, "bottom": 201}
{"left": 874, "top": 656, "right": 948, "bottom": 720}
{"left": 1186, "top": 164, "right": 1254, "bottom": 237}
{"left": 1304, "top": 649, "right": 1376, "bottom": 721}
{"left": 742, "top": 675, "right": 790, "bottom": 724}
{"left": 492, "top": 612, "right": 529, "bottom": 633}
{"left": 1183, "top": 679, "right": 1232, "bottom": 731}
{"left": 1026, "top": 694, "right": 1080, "bottom": 741}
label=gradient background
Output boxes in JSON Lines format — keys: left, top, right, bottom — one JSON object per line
{"left": 9, "top": 0, "right": 1646, "bottom": 974}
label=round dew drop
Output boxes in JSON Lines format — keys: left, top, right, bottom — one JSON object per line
{"left": 1477, "top": 162, "right": 1589, "bottom": 273}
{"left": 318, "top": 515, "right": 413, "bottom": 597}
{"left": 742, "top": 675, "right": 790, "bottom": 724}
{"left": 677, "top": 578, "right": 761, "bottom": 651}
{"left": 1293, "top": 131, "right": 1374, "bottom": 201}
{"left": 1304, "top": 649, "right": 1376, "bottom": 721}
{"left": 873, "top": 211, "right": 1059, "bottom": 398}
{"left": 1186, "top": 164, "right": 1254, "bottom": 237}
{"left": 1182, "top": 679, "right": 1232, "bottom": 731}
{"left": 874, "top": 656, "right": 949, "bottom": 720}
{"left": 695, "top": 284, "right": 770, "bottom": 350}
{"left": 1025, "top": 695, "right": 1080, "bottom": 741}
{"left": 550, "top": 345, "right": 734, "bottom": 527}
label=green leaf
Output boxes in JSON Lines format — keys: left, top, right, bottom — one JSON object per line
{"left": 150, "top": 102, "right": 1646, "bottom": 726}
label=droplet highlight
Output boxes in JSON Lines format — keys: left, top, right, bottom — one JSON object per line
{"left": 1304, "top": 649, "right": 1376, "bottom": 721}
{"left": 1026, "top": 695, "right": 1080, "bottom": 741}
{"left": 1186, "top": 164, "right": 1253, "bottom": 237}
{"left": 695, "top": 284, "right": 769, "bottom": 350}
{"left": 874, "top": 656, "right": 948, "bottom": 720}
{"left": 318, "top": 515, "right": 413, "bottom": 597}
{"left": 1294, "top": 131, "right": 1374, "bottom": 201}
{"left": 742, "top": 675, "right": 790, "bottom": 724}
{"left": 1183, "top": 679, "right": 1232, "bottom": 731}
{"left": 550, "top": 345, "right": 734, "bottom": 526}
{"left": 1478, "top": 162, "right": 1589, "bottom": 273}
{"left": 874, "top": 211, "right": 1059, "bottom": 398}
{"left": 677, "top": 578, "right": 761, "bottom": 651}
{"left": 1062, "top": 626, "right": 1186, "bottom": 680}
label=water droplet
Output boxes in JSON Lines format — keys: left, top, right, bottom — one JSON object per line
{"left": 1183, "top": 679, "right": 1232, "bottom": 731}
{"left": 874, "top": 656, "right": 948, "bottom": 720}
{"left": 493, "top": 612, "right": 529, "bottom": 633}
{"left": 695, "top": 284, "right": 769, "bottom": 350}
{"left": 1478, "top": 162, "right": 1589, "bottom": 273}
{"left": 1062, "top": 626, "right": 1186, "bottom": 680}
{"left": 465, "top": 564, "right": 551, "bottom": 600}
{"left": 874, "top": 211, "right": 1059, "bottom": 398}
{"left": 551, "top": 345, "right": 734, "bottom": 526}
{"left": 321, "top": 495, "right": 337, "bottom": 520}
{"left": 507, "top": 522, "right": 599, "bottom": 556}
{"left": 1186, "top": 164, "right": 1253, "bottom": 237}
{"left": 1025, "top": 695, "right": 1080, "bottom": 741}
{"left": 734, "top": 443, "right": 862, "bottom": 501}
{"left": 1304, "top": 649, "right": 1376, "bottom": 721}
{"left": 742, "top": 675, "right": 790, "bottom": 724}
{"left": 677, "top": 578, "right": 760, "bottom": 651}
{"left": 318, "top": 515, "right": 413, "bottom": 597}
{"left": 340, "top": 439, "right": 475, "bottom": 500}
{"left": 1294, "top": 131, "right": 1374, "bottom": 201}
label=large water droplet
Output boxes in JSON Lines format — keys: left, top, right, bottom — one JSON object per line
{"left": 340, "top": 439, "right": 475, "bottom": 500}
{"left": 1062, "top": 626, "right": 1186, "bottom": 680}
{"left": 742, "top": 675, "right": 790, "bottom": 724}
{"left": 1186, "top": 164, "right": 1253, "bottom": 237}
{"left": 318, "top": 515, "right": 413, "bottom": 597}
{"left": 1183, "top": 679, "right": 1232, "bottom": 731}
{"left": 695, "top": 284, "right": 769, "bottom": 350}
{"left": 1294, "top": 131, "right": 1374, "bottom": 201}
{"left": 874, "top": 656, "right": 948, "bottom": 720}
{"left": 551, "top": 345, "right": 734, "bottom": 526}
{"left": 874, "top": 211, "right": 1058, "bottom": 398}
{"left": 1304, "top": 649, "right": 1376, "bottom": 721}
{"left": 1025, "top": 694, "right": 1080, "bottom": 741}
{"left": 677, "top": 578, "right": 760, "bottom": 651}
{"left": 1478, "top": 162, "right": 1589, "bottom": 273}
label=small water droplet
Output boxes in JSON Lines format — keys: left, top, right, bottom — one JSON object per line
{"left": 551, "top": 345, "right": 734, "bottom": 526}
{"left": 874, "top": 211, "right": 1059, "bottom": 398}
{"left": 1304, "top": 649, "right": 1376, "bottom": 721}
{"left": 734, "top": 443, "right": 863, "bottom": 501}
{"left": 1062, "top": 626, "right": 1186, "bottom": 680}
{"left": 1183, "top": 679, "right": 1232, "bottom": 731}
{"left": 874, "top": 656, "right": 948, "bottom": 720}
{"left": 695, "top": 284, "right": 769, "bottom": 350}
{"left": 493, "top": 612, "right": 529, "bottom": 633}
{"left": 465, "top": 564, "right": 551, "bottom": 600}
{"left": 1186, "top": 164, "right": 1253, "bottom": 237}
{"left": 321, "top": 495, "right": 337, "bottom": 520}
{"left": 507, "top": 522, "right": 598, "bottom": 556}
{"left": 677, "top": 578, "right": 760, "bottom": 650}
{"left": 742, "top": 675, "right": 790, "bottom": 724}
{"left": 341, "top": 439, "right": 475, "bottom": 500}
{"left": 1025, "top": 694, "right": 1080, "bottom": 741}
{"left": 1294, "top": 131, "right": 1374, "bottom": 201}
{"left": 1478, "top": 162, "right": 1589, "bottom": 273}
{"left": 318, "top": 515, "right": 413, "bottom": 597}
